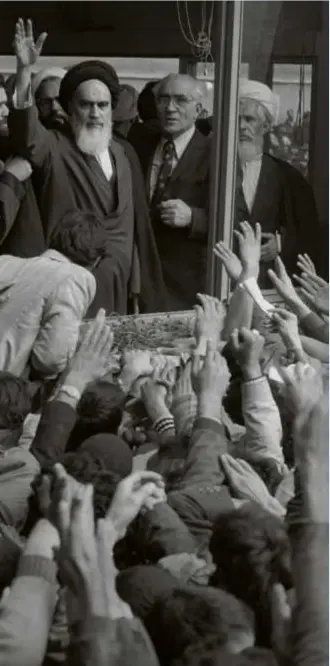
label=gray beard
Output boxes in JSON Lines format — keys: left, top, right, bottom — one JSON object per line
{"left": 71, "top": 121, "right": 112, "bottom": 155}
{"left": 238, "top": 140, "right": 263, "bottom": 163}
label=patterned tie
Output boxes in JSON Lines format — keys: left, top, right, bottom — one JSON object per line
{"left": 151, "top": 139, "right": 176, "bottom": 209}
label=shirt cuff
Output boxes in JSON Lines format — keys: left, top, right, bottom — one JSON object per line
{"left": 17, "top": 555, "right": 57, "bottom": 586}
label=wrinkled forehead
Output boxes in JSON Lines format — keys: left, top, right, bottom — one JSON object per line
{"left": 239, "top": 98, "right": 261, "bottom": 118}
{"left": 160, "top": 76, "right": 197, "bottom": 99}
{"left": 74, "top": 79, "right": 111, "bottom": 102}
{"left": 0, "top": 87, "right": 7, "bottom": 104}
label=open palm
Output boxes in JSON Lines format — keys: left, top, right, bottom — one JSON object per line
{"left": 14, "top": 18, "right": 47, "bottom": 67}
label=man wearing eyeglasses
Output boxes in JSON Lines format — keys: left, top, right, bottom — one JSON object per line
{"left": 131, "top": 74, "right": 210, "bottom": 311}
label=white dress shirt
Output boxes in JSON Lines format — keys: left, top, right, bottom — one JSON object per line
{"left": 241, "top": 155, "right": 263, "bottom": 213}
{"left": 149, "top": 126, "right": 196, "bottom": 199}
{"left": 95, "top": 150, "right": 113, "bottom": 181}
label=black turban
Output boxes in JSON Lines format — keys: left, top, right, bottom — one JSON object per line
{"left": 59, "top": 60, "right": 120, "bottom": 113}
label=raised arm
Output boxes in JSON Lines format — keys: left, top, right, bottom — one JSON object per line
{"left": 8, "top": 19, "right": 52, "bottom": 167}
{"left": 230, "top": 327, "right": 284, "bottom": 469}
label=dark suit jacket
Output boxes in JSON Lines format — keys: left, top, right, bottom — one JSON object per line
{"left": 235, "top": 153, "right": 320, "bottom": 287}
{"left": 132, "top": 129, "right": 211, "bottom": 310}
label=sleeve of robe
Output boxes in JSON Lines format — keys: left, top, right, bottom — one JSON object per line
{"left": 114, "top": 136, "right": 167, "bottom": 313}
{"left": 8, "top": 104, "right": 54, "bottom": 169}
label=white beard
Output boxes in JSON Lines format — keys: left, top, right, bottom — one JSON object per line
{"left": 71, "top": 118, "right": 112, "bottom": 155}
{"left": 238, "top": 140, "right": 263, "bottom": 163}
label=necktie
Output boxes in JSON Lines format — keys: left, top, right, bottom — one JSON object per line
{"left": 151, "top": 140, "right": 176, "bottom": 209}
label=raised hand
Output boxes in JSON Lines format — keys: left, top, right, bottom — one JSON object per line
{"left": 293, "top": 271, "right": 329, "bottom": 316}
{"left": 271, "top": 308, "right": 304, "bottom": 359}
{"left": 268, "top": 257, "right": 303, "bottom": 308}
{"left": 192, "top": 340, "right": 230, "bottom": 417}
{"left": 106, "top": 471, "right": 165, "bottom": 540}
{"left": 233, "top": 221, "right": 261, "bottom": 279}
{"left": 61, "top": 308, "right": 114, "bottom": 392}
{"left": 230, "top": 327, "right": 264, "bottom": 380}
{"left": 213, "top": 241, "right": 242, "bottom": 282}
{"left": 194, "top": 293, "right": 226, "bottom": 353}
{"left": 14, "top": 18, "right": 47, "bottom": 68}
{"left": 279, "top": 360, "right": 323, "bottom": 420}
{"left": 297, "top": 253, "right": 316, "bottom": 276}
{"left": 220, "top": 454, "right": 284, "bottom": 516}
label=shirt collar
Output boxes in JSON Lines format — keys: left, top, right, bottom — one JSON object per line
{"left": 43, "top": 249, "right": 71, "bottom": 264}
{"left": 162, "top": 126, "right": 196, "bottom": 160}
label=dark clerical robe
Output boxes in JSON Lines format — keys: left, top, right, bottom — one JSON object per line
{"left": 235, "top": 153, "right": 321, "bottom": 289}
{"left": 8, "top": 105, "right": 134, "bottom": 314}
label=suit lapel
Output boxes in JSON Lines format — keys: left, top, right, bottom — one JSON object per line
{"left": 170, "top": 130, "right": 207, "bottom": 182}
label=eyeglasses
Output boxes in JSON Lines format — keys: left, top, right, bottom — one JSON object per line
{"left": 157, "top": 94, "right": 196, "bottom": 108}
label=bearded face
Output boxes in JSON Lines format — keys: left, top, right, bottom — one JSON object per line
{"left": 69, "top": 79, "right": 112, "bottom": 154}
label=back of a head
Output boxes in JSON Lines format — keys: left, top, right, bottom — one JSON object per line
{"left": 116, "top": 564, "right": 178, "bottom": 620}
{"left": 112, "top": 84, "right": 138, "bottom": 124}
{"left": 61, "top": 449, "right": 122, "bottom": 520}
{"left": 137, "top": 80, "right": 160, "bottom": 121}
{"left": 67, "top": 380, "right": 126, "bottom": 449}
{"left": 79, "top": 432, "right": 133, "bottom": 478}
{"left": 0, "top": 372, "right": 32, "bottom": 431}
{"left": 210, "top": 502, "right": 292, "bottom": 647}
{"left": 144, "top": 585, "right": 253, "bottom": 666}
{"left": 49, "top": 209, "right": 108, "bottom": 267}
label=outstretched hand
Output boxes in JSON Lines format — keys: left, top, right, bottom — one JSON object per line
{"left": 62, "top": 308, "right": 115, "bottom": 392}
{"left": 14, "top": 18, "right": 47, "bottom": 68}
{"left": 213, "top": 241, "right": 242, "bottom": 282}
{"left": 233, "top": 221, "right": 261, "bottom": 279}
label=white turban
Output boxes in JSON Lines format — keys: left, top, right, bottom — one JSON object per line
{"left": 32, "top": 67, "right": 67, "bottom": 97}
{"left": 239, "top": 79, "right": 280, "bottom": 125}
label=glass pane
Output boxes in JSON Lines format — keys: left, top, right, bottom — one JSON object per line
{"left": 0, "top": 55, "right": 179, "bottom": 91}
{"left": 269, "top": 63, "right": 312, "bottom": 179}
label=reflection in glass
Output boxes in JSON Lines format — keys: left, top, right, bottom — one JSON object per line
{"left": 269, "top": 63, "right": 312, "bottom": 179}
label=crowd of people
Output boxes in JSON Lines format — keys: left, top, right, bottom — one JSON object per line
{"left": 0, "top": 17, "right": 327, "bottom": 666}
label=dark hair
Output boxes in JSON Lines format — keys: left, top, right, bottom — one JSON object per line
{"left": 0, "top": 372, "right": 32, "bottom": 429}
{"left": 209, "top": 503, "right": 292, "bottom": 647}
{"left": 137, "top": 80, "right": 159, "bottom": 121}
{"left": 67, "top": 380, "right": 125, "bottom": 451}
{"left": 49, "top": 210, "right": 108, "bottom": 266}
{"left": 144, "top": 585, "right": 252, "bottom": 666}
{"left": 60, "top": 450, "right": 121, "bottom": 520}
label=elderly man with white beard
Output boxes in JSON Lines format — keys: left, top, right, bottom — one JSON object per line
{"left": 234, "top": 79, "right": 320, "bottom": 289}
{"left": 8, "top": 19, "right": 135, "bottom": 314}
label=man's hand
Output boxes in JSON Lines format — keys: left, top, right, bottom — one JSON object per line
{"left": 61, "top": 309, "right": 114, "bottom": 394}
{"left": 279, "top": 360, "right": 322, "bottom": 421}
{"left": 106, "top": 471, "right": 165, "bottom": 540}
{"left": 230, "top": 327, "right": 264, "bottom": 381}
{"left": 4, "top": 156, "right": 32, "bottom": 181}
{"left": 192, "top": 340, "right": 230, "bottom": 418}
{"left": 213, "top": 241, "right": 243, "bottom": 282}
{"left": 194, "top": 293, "right": 226, "bottom": 355}
{"left": 293, "top": 271, "right": 329, "bottom": 316}
{"left": 297, "top": 253, "right": 316, "bottom": 276}
{"left": 14, "top": 18, "right": 47, "bottom": 68}
{"left": 268, "top": 257, "right": 310, "bottom": 318}
{"left": 271, "top": 308, "right": 305, "bottom": 359}
{"left": 271, "top": 584, "right": 292, "bottom": 663}
{"left": 121, "top": 349, "right": 153, "bottom": 379}
{"left": 234, "top": 221, "right": 261, "bottom": 279}
{"left": 159, "top": 199, "right": 192, "bottom": 228}
{"left": 260, "top": 232, "right": 279, "bottom": 263}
